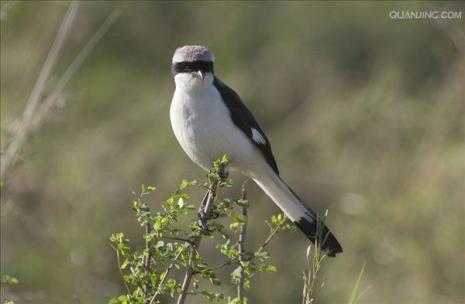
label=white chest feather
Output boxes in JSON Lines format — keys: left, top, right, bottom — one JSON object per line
{"left": 170, "top": 78, "right": 263, "bottom": 175}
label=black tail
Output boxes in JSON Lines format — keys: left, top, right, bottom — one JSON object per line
{"left": 254, "top": 167, "right": 343, "bottom": 257}
{"left": 294, "top": 214, "right": 343, "bottom": 257}
{"left": 286, "top": 183, "right": 342, "bottom": 257}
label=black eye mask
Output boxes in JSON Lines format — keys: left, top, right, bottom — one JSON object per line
{"left": 172, "top": 60, "right": 214, "bottom": 76}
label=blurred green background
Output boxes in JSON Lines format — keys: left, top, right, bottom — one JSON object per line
{"left": 1, "top": 1, "right": 464, "bottom": 303}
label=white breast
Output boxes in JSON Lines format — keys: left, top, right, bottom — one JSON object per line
{"left": 170, "top": 75, "right": 265, "bottom": 176}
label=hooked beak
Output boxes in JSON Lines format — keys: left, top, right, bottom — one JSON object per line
{"left": 195, "top": 70, "right": 204, "bottom": 80}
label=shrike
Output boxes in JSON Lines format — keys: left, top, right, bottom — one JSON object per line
{"left": 170, "top": 45, "right": 342, "bottom": 256}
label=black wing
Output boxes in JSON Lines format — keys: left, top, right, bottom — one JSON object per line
{"left": 213, "top": 77, "right": 279, "bottom": 175}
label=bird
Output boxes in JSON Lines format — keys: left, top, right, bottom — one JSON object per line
{"left": 170, "top": 45, "right": 342, "bottom": 257}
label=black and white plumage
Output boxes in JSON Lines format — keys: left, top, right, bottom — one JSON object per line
{"left": 170, "top": 45, "right": 342, "bottom": 256}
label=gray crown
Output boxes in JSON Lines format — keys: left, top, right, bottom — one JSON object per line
{"left": 172, "top": 45, "right": 215, "bottom": 63}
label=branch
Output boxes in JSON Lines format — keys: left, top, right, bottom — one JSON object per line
{"left": 144, "top": 215, "right": 152, "bottom": 277}
{"left": 177, "top": 239, "right": 198, "bottom": 304}
{"left": 0, "top": 1, "right": 79, "bottom": 180}
{"left": 176, "top": 184, "right": 218, "bottom": 304}
{"left": 237, "top": 181, "right": 248, "bottom": 302}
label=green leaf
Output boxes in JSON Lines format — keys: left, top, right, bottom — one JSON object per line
{"left": 231, "top": 266, "right": 242, "bottom": 279}
{"left": 180, "top": 179, "right": 197, "bottom": 190}
{"left": 260, "top": 264, "right": 277, "bottom": 273}
{"left": 140, "top": 183, "right": 156, "bottom": 194}
{"left": 201, "top": 290, "right": 224, "bottom": 301}
{"left": 235, "top": 199, "right": 249, "bottom": 207}
{"left": 210, "top": 276, "right": 222, "bottom": 286}
{"left": 229, "top": 222, "right": 240, "bottom": 231}
{"left": 231, "top": 211, "right": 247, "bottom": 224}
{"left": 254, "top": 249, "right": 270, "bottom": 261}
{"left": 221, "top": 154, "right": 230, "bottom": 163}
{"left": 1, "top": 275, "right": 19, "bottom": 285}
{"left": 120, "top": 259, "right": 129, "bottom": 270}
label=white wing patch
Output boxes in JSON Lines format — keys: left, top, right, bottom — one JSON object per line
{"left": 251, "top": 128, "right": 267, "bottom": 145}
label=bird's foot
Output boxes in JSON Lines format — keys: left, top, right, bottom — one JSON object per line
{"left": 197, "top": 191, "right": 211, "bottom": 229}
{"left": 218, "top": 167, "right": 228, "bottom": 181}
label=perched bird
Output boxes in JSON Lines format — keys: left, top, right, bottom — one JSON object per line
{"left": 170, "top": 45, "right": 342, "bottom": 256}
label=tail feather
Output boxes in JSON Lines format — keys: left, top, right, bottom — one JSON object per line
{"left": 253, "top": 167, "right": 343, "bottom": 257}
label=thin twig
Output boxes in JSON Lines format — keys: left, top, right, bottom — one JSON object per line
{"left": 0, "top": 1, "right": 79, "bottom": 179}
{"left": 237, "top": 181, "right": 248, "bottom": 302}
{"left": 111, "top": 245, "right": 130, "bottom": 294}
{"left": 201, "top": 260, "right": 234, "bottom": 273}
{"left": 149, "top": 249, "right": 184, "bottom": 304}
{"left": 161, "top": 236, "right": 197, "bottom": 247}
{"left": 257, "top": 220, "right": 286, "bottom": 254}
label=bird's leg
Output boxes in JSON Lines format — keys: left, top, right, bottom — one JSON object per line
{"left": 219, "top": 166, "right": 229, "bottom": 180}
{"left": 197, "top": 190, "right": 210, "bottom": 228}
{"left": 197, "top": 167, "right": 227, "bottom": 228}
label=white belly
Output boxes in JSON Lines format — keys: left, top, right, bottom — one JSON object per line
{"left": 170, "top": 85, "right": 263, "bottom": 176}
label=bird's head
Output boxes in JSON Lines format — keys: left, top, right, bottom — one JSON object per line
{"left": 172, "top": 45, "right": 215, "bottom": 89}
